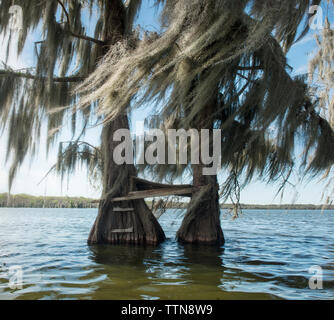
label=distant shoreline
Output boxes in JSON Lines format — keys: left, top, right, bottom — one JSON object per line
{"left": 0, "top": 193, "right": 333, "bottom": 210}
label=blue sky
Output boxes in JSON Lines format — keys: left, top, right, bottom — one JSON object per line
{"left": 0, "top": 1, "right": 332, "bottom": 204}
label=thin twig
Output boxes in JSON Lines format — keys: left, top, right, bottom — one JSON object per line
{"left": 0, "top": 69, "right": 86, "bottom": 82}
{"left": 56, "top": 0, "right": 105, "bottom": 46}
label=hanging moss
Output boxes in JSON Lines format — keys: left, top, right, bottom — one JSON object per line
{"left": 76, "top": 0, "right": 334, "bottom": 200}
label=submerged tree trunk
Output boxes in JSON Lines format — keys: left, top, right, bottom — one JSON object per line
{"left": 177, "top": 96, "right": 224, "bottom": 246}
{"left": 88, "top": 115, "right": 165, "bottom": 245}
{"left": 177, "top": 164, "right": 224, "bottom": 245}
{"left": 88, "top": 1, "right": 165, "bottom": 245}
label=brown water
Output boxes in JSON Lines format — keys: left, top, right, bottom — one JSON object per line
{"left": 0, "top": 208, "right": 333, "bottom": 300}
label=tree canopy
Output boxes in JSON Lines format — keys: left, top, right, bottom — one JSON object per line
{"left": 77, "top": 0, "right": 334, "bottom": 199}
{"left": 0, "top": 0, "right": 333, "bottom": 204}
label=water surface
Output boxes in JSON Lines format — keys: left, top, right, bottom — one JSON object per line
{"left": 0, "top": 208, "right": 333, "bottom": 300}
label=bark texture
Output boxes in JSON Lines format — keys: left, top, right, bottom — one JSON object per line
{"left": 177, "top": 95, "right": 225, "bottom": 245}
{"left": 88, "top": 1, "right": 165, "bottom": 245}
{"left": 177, "top": 164, "right": 225, "bottom": 245}
{"left": 88, "top": 116, "right": 165, "bottom": 245}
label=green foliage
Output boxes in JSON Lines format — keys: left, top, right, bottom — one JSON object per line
{"left": 1, "top": 192, "right": 332, "bottom": 209}
{"left": 0, "top": 193, "right": 98, "bottom": 208}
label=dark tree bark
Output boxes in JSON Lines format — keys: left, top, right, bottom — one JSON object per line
{"left": 88, "top": 1, "right": 165, "bottom": 245}
{"left": 177, "top": 164, "right": 224, "bottom": 246}
{"left": 88, "top": 116, "right": 165, "bottom": 245}
{"left": 177, "top": 96, "right": 225, "bottom": 246}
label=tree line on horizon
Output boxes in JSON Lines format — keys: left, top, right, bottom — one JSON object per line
{"left": 1, "top": 193, "right": 333, "bottom": 211}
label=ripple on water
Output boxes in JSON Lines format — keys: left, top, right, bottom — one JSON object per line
{"left": 0, "top": 208, "right": 334, "bottom": 300}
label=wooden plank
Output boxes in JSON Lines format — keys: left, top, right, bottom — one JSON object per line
{"left": 113, "top": 207, "right": 134, "bottom": 212}
{"left": 111, "top": 227, "right": 134, "bottom": 233}
{"left": 131, "top": 176, "right": 193, "bottom": 192}
{"left": 111, "top": 187, "right": 197, "bottom": 202}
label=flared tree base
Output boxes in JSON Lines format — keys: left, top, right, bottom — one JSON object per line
{"left": 177, "top": 184, "right": 224, "bottom": 246}
{"left": 88, "top": 199, "right": 165, "bottom": 245}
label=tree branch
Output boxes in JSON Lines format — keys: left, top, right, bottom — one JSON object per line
{"left": 0, "top": 70, "right": 86, "bottom": 82}
{"left": 236, "top": 66, "right": 263, "bottom": 71}
{"left": 62, "top": 141, "right": 102, "bottom": 156}
{"left": 56, "top": 0, "right": 105, "bottom": 46}
{"left": 236, "top": 72, "right": 257, "bottom": 83}
{"left": 66, "top": 29, "right": 106, "bottom": 46}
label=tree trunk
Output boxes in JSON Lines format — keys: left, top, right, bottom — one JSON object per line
{"left": 88, "top": 0, "right": 165, "bottom": 245}
{"left": 177, "top": 95, "right": 224, "bottom": 246}
{"left": 177, "top": 164, "right": 224, "bottom": 245}
{"left": 88, "top": 115, "right": 165, "bottom": 245}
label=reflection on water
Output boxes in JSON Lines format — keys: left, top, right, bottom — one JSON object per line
{"left": 0, "top": 208, "right": 333, "bottom": 300}
{"left": 88, "top": 243, "right": 233, "bottom": 300}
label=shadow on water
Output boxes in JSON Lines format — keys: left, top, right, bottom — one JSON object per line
{"left": 88, "top": 241, "right": 277, "bottom": 300}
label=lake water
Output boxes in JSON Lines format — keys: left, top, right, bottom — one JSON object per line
{"left": 0, "top": 208, "right": 333, "bottom": 300}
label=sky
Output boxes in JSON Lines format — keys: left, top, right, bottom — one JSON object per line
{"left": 0, "top": 1, "right": 332, "bottom": 204}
